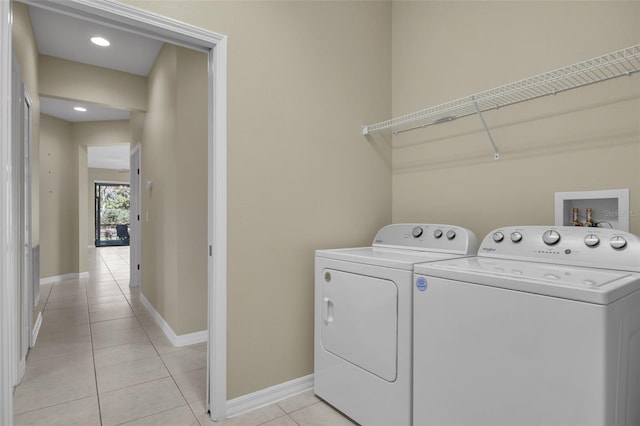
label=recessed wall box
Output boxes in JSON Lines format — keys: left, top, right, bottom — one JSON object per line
{"left": 554, "top": 189, "right": 629, "bottom": 231}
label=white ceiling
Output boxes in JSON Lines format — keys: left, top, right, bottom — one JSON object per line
{"left": 29, "top": 6, "right": 163, "bottom": 76}
{"left": 40, "top": 97, "right": 130, "bottom": 122}
{"left": 29, "top": 5, "right": 163, "bottom": 170}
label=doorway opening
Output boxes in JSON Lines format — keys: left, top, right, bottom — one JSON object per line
{"left": 95, "top": 182, "right": 130, "bottom": 247}
{"left": 2, "top": 1, "right": 228, "bottom": 423}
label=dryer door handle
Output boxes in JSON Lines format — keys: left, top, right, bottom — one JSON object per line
{"left": 323, "top": 297, "right": 334, "bottom": 325}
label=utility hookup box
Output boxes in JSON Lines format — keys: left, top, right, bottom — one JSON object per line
{"left": 555, "top": 189, "right": 629, "bottom": 231}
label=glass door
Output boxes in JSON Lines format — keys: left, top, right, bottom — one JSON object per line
{"left": 95, "top": 183, "right": 130, "bottom": 247}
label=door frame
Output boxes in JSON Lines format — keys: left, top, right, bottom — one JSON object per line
{"left": 21, "top": 84, "right": 33, "bottom": 374}
{"left": 129, "top": 144, "right": 141, "bottom": 287}
{"left": 94, "top": 181, "right": 130, "bottom": 247}
{"left": 11, "top": 46, "right": 23, "bottom": 387}
{"left": 1, "top": 2, "right": 14, "bottom": 422}
{"left": 1, "top": 0, "right": 228, "bottom": 422}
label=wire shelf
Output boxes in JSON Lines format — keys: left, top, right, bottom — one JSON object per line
{"left": 362, "top": 44, "right": 640, "bottom": 136}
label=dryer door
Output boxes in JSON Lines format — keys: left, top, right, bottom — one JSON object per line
{"left": 320, "top": 269, "right": 398, "bottom": 382}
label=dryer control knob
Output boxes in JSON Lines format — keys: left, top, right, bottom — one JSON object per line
{"left": 610, "top": 236, "right": 627, "bottom": 250}
{"left": 446, "top": 230, "right": 456, "bottom": 240}
{"left": 412, "top": 226, "right": 423, "bottom": 238}
{"left": 584, "top": 234, "right": 600, "bottom": 247}
{"left": 433, "top": 229, "right": 443, "bottom": 239}
{"left": 510, "top": 232, "right": 523, "bottom": 243}
{"left": 492, "top": 232, "right": 504, "bottom": 242}
{"left": 542, "top": 230, "right": 561, "bottom": 246}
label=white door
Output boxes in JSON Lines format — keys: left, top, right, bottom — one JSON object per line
{"left": 129, "top": 145, "right": 141, "bottom": 287}
{"left": 320, "top": 268, "right": 398, "bottom": 381}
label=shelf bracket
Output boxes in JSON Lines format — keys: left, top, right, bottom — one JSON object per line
{"left": 472, "top": 97, "right": 500, "bottom": 160}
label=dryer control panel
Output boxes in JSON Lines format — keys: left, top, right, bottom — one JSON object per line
{"left": 373, "top": 223, "right": 478, "bottom": 255}
{"left": 479, "top": 226, "right": 640, "bottom": 272}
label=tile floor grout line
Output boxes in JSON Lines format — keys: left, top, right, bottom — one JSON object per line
{"left": 101, "top": 250, "right": 207, "bottom": 425}
{"left": 19, "top": 247, "right": 206, "bottom": 425}
{"left": 111, "top": 403, "right": 192, "bottom": 426}
{"left": 39, "top": 279, "right": 55, "bottom": 313}
{"left": 99, "top": 248, "right": 162, "bottom": 358}
{"left": 169, "top": 372, "right": 203, "bottom": 424}
{"left": 97, "top": 373, "right": 172, "bottom": 396}
{"left": 188, "top": 399, "right": 207, "bottom": 426}
{"left": 99, "top": 247, "right": 199, "bottom": 425}
{"left": 279, "top": 400, "right": 320, "bottom": 426}
{"left": 90, "top": 250, "right": 111, "bottom": 426}
{"left": 20, "top": 247, "right": 343, "bottom": 425}
{"left": 12, "top": 395, "right": 99, "bottom": 418}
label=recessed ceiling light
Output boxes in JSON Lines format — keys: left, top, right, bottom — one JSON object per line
{"left": 74, "top": 106, "right": 87, "bottom": 112}
{"left": 90, "top": 36, "right": 110, "bottom": 47}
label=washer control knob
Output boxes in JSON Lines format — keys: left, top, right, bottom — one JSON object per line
{"left": 433, "top": 229, "right": 443, "bottom": 239}
{"left": 510, "top": 232, "right": 523, "bottom": 243}
{"left": 412, "top": 226, "right": 423, "bottom": 238}
{"left": 584, "top": 234, "right": 600, "bottom": 247}
{"left": 610, "top": 236, "right": 627, "bottom": 250}
{"left": 446, "top": 230, "right": 456, "bottom": 240}
{"left": 492, "top": 232, "right": 504, "bottom": 242}
{"left": 542, "top": 230, "right": 561, "bottom": 246}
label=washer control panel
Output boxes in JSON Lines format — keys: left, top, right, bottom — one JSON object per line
{"left": 479, "top": 226, "right": 640, "bottom": 271}
{"left": 373, "top": 223, "right": 478, "bottom": 255}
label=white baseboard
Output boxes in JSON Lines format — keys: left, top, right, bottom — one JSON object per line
{"left": 226, "top": 374, "right": 314, "bottom": 418}
{"left": 139, "top": 294, "right": 207, "bottom": 347}
{"left": 40, "top": 272, "right": 89, "bottom": 285}
{"left": 31, "top": 311, "right": 42, "bottom": 347}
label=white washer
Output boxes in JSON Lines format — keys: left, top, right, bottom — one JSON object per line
{"left": 413, "top": 226, "right": 640, "bottom": 426}
{"left": 315, "top": 223, "right": 477, "bottom": 426}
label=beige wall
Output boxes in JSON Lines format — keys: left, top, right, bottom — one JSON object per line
{"left": 87, "top": 168, "right": 131, "bottom": 247}
{"left": 28, "top": 29, "right": 141, "bottom": 278}
{"left": 13, "top": 2, "right": 144, "bottom": 279}
{"left": 124, "top": 0, "right": 392, "bottom": 399}
{"left": 11, "top": 0, "right": 640, "bottom": 408}
{"left": 175, "top": 47, "right": 208, "bottom": 334}
{"left": 73, "top": 120, "right": 130, "bottom": 147}
{"left": 40, "top": 116, "right": 130, "bottom": 278}
{"left": 39, "top": 114, "right": 79, "bottom": 278}
{"left": 140, "top": 44, "right": 208, "bottom": 335}
{"left": 39, "top": 55, "right": 147, "bottom": 112}
{"left": 39, "top": 119, "right": 133, "bottom": 277}
{"left": 141, "top": 43, "right": 179, "bottom": 331}
{"left": 73, "top": 120, "right": 132, "bottom": 249}
{"left": 392, "top": 1, "right": 640, "bottom": 239}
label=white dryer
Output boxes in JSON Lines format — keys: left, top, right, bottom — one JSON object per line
{"left": 413, "top": 226, "right": 640, "bottom": 426}
{"left": 314, "top": 223, "right": 477, "bottom": 426}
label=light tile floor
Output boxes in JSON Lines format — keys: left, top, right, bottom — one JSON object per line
{"left": 13, "top": 246, "right": 356, "bottom": 426}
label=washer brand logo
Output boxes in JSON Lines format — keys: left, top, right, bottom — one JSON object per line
{"left": 375, "top": 239, "right": 384, "bottom": 243}
{"left": 482, "top": 247, "right": 497, "bottom": 252}
{"left": 416, "top": 277, "right": 428, "bottom": 292}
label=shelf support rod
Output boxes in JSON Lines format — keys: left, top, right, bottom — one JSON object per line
{"left": 472, "top": 97, "right": 500, "bottom": 160}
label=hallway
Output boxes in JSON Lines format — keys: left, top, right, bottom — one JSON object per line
{"left": 12, "top": 246, "right": 207, "bottom": 424}
{"left": 12, "top": 247, "right": 354, "bottom": 425}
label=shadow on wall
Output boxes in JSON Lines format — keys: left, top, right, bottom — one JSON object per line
{"left": 391, "top": 76, "right": 640, "bottom": 173}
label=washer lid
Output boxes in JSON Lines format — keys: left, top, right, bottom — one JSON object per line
{"left": 415, "top": 257, "right": 640, "bottom": 304}
{"left": 316, "top": 247, "right": 463, "bottom": 270}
